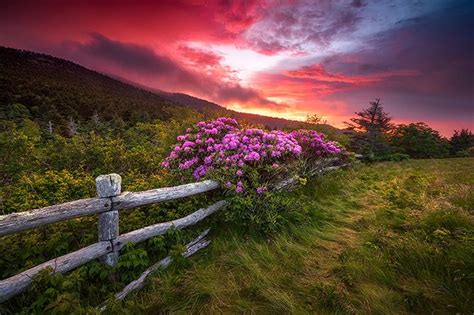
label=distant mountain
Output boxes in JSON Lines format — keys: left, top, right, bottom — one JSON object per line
{"left": 109, "top": 72, "right": 318, "bottom": 129}
{"left": 0, "top": 46, "right": 340, "bottom": 133}
{"left": 0, "top": 46, "right": 183, "bottom": 129}
{"left": 137, "top": 84, "right": 329, "bottom": 130}
{"left": 158, "top": 92, "right": 345, "bottom": 134}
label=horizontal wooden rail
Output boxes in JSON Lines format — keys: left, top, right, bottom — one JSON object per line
{"left": 0, "top": 158, "right": 347, "bottom": 303}
{"left": 0, "top": 201, "right": 227, "bottom": 302}
{"left": 112, "top": 180, "right": 220, "bottom": 211}
{"left": 100, "top": 228, "right": 212, "bottom": 311}
{"left": 274, "top": 158, "right": 342, "bottom": 190}
{"left": 114, "top": 200, "right": 227, "bottom": 251}
{"left": 0, "top": 180, "right": 220, "bottom": 237}
{"left": 0, "top": 198, "right": 111, "bottom": 237}
{"left": 0, "top": 241, "right": 112, "bottom": 302}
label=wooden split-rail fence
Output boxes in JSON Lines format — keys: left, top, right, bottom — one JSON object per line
{"left": 0, "top": 158, "right": 348, "bottom": 304}
{"left": 0, "top": 174, "right": 226, "bottom": 303}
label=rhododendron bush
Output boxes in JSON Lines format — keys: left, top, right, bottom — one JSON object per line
{"left": 162, "top": 117, "right": 346, "bottom": 232}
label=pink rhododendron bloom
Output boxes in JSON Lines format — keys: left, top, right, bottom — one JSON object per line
{"left": 236, "top": 181, "right": 244, "bottom": 193}
{"left": 161, "top": 117, "right": 344, "bottom": 193}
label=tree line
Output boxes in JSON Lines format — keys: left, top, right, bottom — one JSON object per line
{"left": 341, "top": 99, "right": 473, "bottom": 160}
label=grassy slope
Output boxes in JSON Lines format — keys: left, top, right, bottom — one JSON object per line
{"left": 121, "top": 158, "right": 474, "bottom": 314}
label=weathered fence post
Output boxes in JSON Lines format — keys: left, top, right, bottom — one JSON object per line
{"left": 96, "top": 174, "right": 122, "bottom": 267}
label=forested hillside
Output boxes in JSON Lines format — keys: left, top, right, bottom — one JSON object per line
{"left": 157, "top": 91, "right": 336, "bottom": 131}
{"left": 0, "top": 47, "right": 185, "bottom": 131}
{"left": 0, "top": 46, "right": 331, "bottom": 135}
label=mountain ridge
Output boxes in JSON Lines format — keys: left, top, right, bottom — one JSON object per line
{"left": 0, "top": 46, "right": 339, "bottom": 132}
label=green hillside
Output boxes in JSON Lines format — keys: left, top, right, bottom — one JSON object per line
{"left": 0, "top": 47, "right": 185, "bottom": 131}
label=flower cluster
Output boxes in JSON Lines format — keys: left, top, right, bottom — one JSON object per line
{"left": 162, "top": 118, "right": 343, "bottom": 194}
{"left": 290, "top": 130, "right": 342, "bottom": 158}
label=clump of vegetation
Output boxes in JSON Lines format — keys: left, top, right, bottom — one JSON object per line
{"left": 162, "top": 117, "right": 345, "bottom": 232}
{"left": 450, "top": 128, "right": 474, "bottom": 157}
{"left": 390, "top": 122, "right": 450, "bottom": 158}
{"left": 345, "top": 98, "right": 471, "bottom": 160}
{"left": 134, "top": 158, "right": 474, "bottom": 314}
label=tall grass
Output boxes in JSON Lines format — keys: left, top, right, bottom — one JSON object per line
{"left": 121, "top": 158, "right": 473, "bottom": 314}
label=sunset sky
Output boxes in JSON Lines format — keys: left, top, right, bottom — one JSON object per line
{"left": 1, "top": 0, "right": 472, "bottom": 136}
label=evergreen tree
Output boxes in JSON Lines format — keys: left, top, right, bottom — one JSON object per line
{"left": 345, "top": 98, "right": 393, "bottom": 158}
{"left": 306, "top": 113, "right": 326, "bottom": 125}
{"left": 450, "top": 129, "right": 474, "bottom": 156}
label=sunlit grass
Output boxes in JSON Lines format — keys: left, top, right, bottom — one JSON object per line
{"left": 123, "top": 158, "right": 474, "bottom": 314}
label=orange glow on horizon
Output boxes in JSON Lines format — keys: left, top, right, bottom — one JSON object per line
{"left": 224, "top": 103, "right": 350, "bottom": 129}
{"left": 0, "top": 0, "right": 471, "bottom": 137}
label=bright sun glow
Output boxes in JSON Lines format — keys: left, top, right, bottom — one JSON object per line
{"left": 186, "top": 42, "right": 288, "bottom": 83}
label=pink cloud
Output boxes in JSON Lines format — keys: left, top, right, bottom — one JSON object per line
{"left": 0, "top": 0, "right": 472, "bottom": 137}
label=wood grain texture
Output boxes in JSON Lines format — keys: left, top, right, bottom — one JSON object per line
{"left": 98, "top": 211, "right": 119, "bottom": 267}
{"left": 0, "top": 198, "right": 111, "bottom": 236}
{"left": 0, "top": 241, "right": 111, "bottom": 302}
{"left": 98, "top": 211, "right": 119, "bottom": 241}
{"left": 95, "top": 174, "right": 122, "bottom": 198}
{"left": 114, "top": 200, "right": 226, "bottom": 251}
{"left": 113, "top": 180, "right": 220, "bottom": 211}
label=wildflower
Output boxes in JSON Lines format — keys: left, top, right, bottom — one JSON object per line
{"left": 256, "top": 186, "right": 267, "bottom": 194}
{"left": 236, "top": 181, "right": 244, "bottom": 193}
{"left": 162, "top": 117, "right": 343, "bottom": 195}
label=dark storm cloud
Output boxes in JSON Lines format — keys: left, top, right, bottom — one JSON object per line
{"left": 76, "top": 33, "right": 202, "bottom": 89}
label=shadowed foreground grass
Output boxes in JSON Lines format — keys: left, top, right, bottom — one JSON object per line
{"left": 120, "top": 158, "right": 474, "bottom": 314}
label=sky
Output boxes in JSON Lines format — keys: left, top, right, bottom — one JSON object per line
{"left": 1, "top": 0, "right": 473, "bottom": 136}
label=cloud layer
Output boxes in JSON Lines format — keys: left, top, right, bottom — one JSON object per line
{"left": 0, "top": 0, "right": 472, "bottom": 135}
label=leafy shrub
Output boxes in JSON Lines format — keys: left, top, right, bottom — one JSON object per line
{"left": 1, "top": 170, "right": 95, "bottom": 214}
{"left": 367, "top": 153, "right": 410, "bottom": 162}
{"left": 469, "top": 146, "right": 474, "bottom": 157}
{"left": 162, "top": 117, "right": 345, "bottom": 232}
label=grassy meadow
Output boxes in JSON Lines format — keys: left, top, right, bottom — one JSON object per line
{"left": 119, "top": 158, "right": 474, "bottom": 314}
